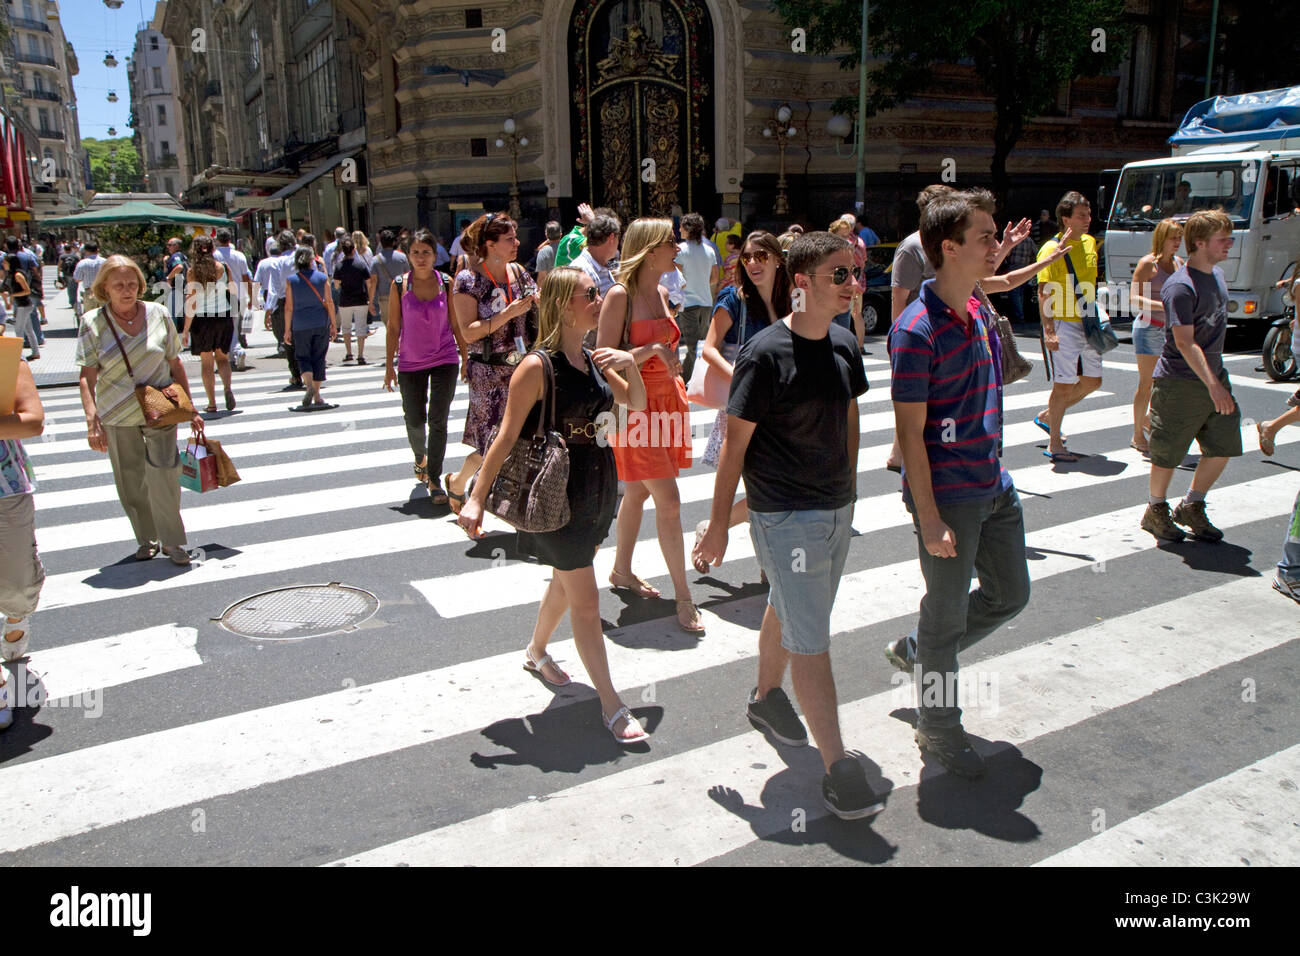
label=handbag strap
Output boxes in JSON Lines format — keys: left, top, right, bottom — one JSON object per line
{"left": 102, "top": 308, "right": 139, "bottom": 383}
{"left": 531, "top": 349, "right": 558, "bottom": 439}
{"left": 1057, "top": 237, "right": 1092, "bottom": 318}
{"left": 297, "top": 270, "right": 330, "bottom": 311}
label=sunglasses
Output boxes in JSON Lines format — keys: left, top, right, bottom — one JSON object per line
{"left": 806, "top": 266, "right": 863, "bottom": 285}
{"left": 740, "top": 250, "right": 770, "bottom": 264}
{"left": 574, "top": 286, "right": 599, "bottom": 302}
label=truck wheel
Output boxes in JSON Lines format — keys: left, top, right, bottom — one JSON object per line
{"left": 1262, "top": 324, "right": 1298, "bottom": 382}
{"left": 861, "top": 295, "right": 885, "bottom": 336}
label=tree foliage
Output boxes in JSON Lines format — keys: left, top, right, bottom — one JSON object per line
{"left": 82, "top": 137, "right": 145, "bottom": 192}
{"left": 770, "top": 0, "right": 1129, "bottom": 207}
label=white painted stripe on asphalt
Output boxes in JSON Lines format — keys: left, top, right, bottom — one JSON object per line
{"left": 3, "top": 489, "right": 1295, "bottom": 855}
{"left": 1025, "top": 351, "right": 1297, "bottom": 393}
{"left": 21, "top": 625, "right": 200, "bottom": 704}
{"left": 1035, "top": 744, "right": 1300, "bottom": 867}
{"left": 332, "top": 576, "right": 1297, "bottom": 867}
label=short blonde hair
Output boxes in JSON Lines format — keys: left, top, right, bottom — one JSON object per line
{"left": 91, "top": 254, "right": 148, "bottom": 302}
{"left": 1183, "top": 210, "right": 1233, "bottom": 254}
{"left": 828, "top": 219, "right": 853, "bottom": 237}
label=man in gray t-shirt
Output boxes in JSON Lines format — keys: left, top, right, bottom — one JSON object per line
{"left": 1142, "top": 210, "right": 1242, "bottom": 545}
{"left": 368, "top": 230, "right": 411, "bottom": 323}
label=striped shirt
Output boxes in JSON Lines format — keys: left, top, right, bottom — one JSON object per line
{"left": 74, "top": 303, "right": 181, "bottom": 427}
{"left": 890, "top": 280, "right": 1012, "bottom": 507}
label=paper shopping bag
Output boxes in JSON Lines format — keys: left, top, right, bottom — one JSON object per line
{"left": 180, "top": 439, "right": 219, "bottom": 493}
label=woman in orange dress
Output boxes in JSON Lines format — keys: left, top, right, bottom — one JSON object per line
{"left": 597, "top": 218, "right": 703, "bottom": 633}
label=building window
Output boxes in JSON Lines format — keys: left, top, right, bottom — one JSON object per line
{"left": 157, "top": 104, "right": 167, "bottom": 126}
{"left": 150, "top": 35, "right": 160, "bottom": 51}
{"left": 161, "top": 140, "right": 170, "bottom": 156}
{"left": 471, "top": 138, "right": 487, "bottom": 157}
{"left": 251, "top": 95, "right": 269, "bottom": 159}
{"left": 165, "top": 177, "right": 174, "bottom": 194}
{"left": 37, "top": 107, "right": 49, "bottom": 130}
{"left": 466, "top": 9, "right": 483, "bottom": 28}
{"left": 300, "top": 34, "right": 337, "bottom": 142}
{"left": 243, "top": 16, "right": 260, "bottom": 74}
{"left": 152, "top": 66, "right": 163, "bottom": 89}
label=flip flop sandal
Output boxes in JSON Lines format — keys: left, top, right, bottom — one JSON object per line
{"left": 443, "top": 474, "right": 466, "bottom": 515}
{"left": 414, "top": 459, "right": 429, "bottom": 482}
{"left": 603, "top": 705, "right": 649, "bottom": 745}
{"left": 675, "top": 599, "right": 706, "bottom": 634}
{"left": 203, "top": 405, "right": 218, "bottom": 414}
{"left": 523, "top": 649, "right": 571, "bottom": 687}
{"left": 609, "top": 571, "right": 660, "bottom": 598}
{"left": 135, "top": 542, "right": 160, "bottom": 560}
{"left": 1258, "top": 422, "right": 1275, "bottom": 457}
{"left": 225, "top": 389, "right": 236, "bottom": 411}
{"left": 1034, "top": 414, "right": 1067, "bottom": 443}
{"left": 426, "top": 476, "right": 448, "bottom": 505}
{"left": 1043, "top": 449, "right": 1081, "bottom": 463}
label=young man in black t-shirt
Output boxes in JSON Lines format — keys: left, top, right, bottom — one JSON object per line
{"left": 695, "top": 232, "right": 882, "bottom": 820}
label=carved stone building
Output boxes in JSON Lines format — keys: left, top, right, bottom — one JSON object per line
{"left": 158, "top": 0, "right": 1254, "bottom": 249}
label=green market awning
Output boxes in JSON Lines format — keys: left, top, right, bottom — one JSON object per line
{"left": 39, "top": 201, "right": 236, "bottom": 228}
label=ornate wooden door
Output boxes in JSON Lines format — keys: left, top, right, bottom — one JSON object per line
{"left": 569, "top": 0, "right": 713, "bottom": 220}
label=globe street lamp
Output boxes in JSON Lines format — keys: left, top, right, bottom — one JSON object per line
{"left": 762, "top": 103, "right": 797, "bottom": 216}
{"left": 496, "top": 118, "right": 529, "bottom": 222}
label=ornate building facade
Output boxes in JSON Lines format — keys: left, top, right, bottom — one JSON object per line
{"left": 158, "top": 0, "right": 1256, "bottom": 249}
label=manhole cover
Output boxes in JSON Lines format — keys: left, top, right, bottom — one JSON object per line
{"left": 216, "top": 583, "right": 379, "bottom": 641}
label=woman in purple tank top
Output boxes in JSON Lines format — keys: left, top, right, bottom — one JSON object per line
{"left": 383, "top": 229, "right": 467, "bottom": 504}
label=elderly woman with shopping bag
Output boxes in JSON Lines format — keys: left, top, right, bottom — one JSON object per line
{"left": 76, "top": 254, "right": 203, "bottom": 565}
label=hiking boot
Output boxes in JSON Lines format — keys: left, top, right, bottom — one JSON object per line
{"left": 746, "top": 687, "right": 808, "bottom": 746}
{"left": 915, "top": 725, "right": 987, "bottom": 779}
{"left": 1172, "top": 499, "right": 1223, "bottom": 542}
{"left": 1140, "top": 502, "right": 1185, "bottom": 542}
{"left": 822, "top": 757, "right": 885, "bottom": 820}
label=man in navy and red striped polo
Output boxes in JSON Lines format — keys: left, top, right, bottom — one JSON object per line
{"left": 888, "top": 191, "right": 1031, "bottom": 780}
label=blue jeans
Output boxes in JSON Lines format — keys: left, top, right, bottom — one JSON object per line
{"left": 908, "top": 487, "right": 1030, "bottom": 732}
{"left": 1279, "top": 487, "right": 1300, "bottom": 584}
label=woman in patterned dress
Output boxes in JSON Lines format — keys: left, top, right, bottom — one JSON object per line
{"left": 444, "top": 214, "right": 538, "bottom": 512}
{"left": 597, "top": 218, "right": 703, "bottom": 633}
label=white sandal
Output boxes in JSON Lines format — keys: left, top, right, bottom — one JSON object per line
{"left": 1, "top": 616, "right": 31, "bottom": 662}
{"left": 523, "top": 648, "right": 571, "bottom": 687}
{"left": 603, "top": 705, "right": 649, "bottom": 745}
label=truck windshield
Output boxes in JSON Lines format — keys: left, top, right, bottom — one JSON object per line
{"left": 1109, "top": 161, "right": 1258, "bottom": 229}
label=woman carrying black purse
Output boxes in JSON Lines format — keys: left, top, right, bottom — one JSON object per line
{"left": 458, "top": 267, "right": 651, "bottom": 745}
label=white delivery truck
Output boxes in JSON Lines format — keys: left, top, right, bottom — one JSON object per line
{"left": 1102, "top": 88, "right": 1300, "bottom": 341}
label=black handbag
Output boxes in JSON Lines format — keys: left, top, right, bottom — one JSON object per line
{"left": 478, "top": 350, "right": 571, "bottom": 533}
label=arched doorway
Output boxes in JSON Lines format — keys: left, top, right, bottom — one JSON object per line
{"left": 568, "top": 0, "right": 714, "bottom": 220}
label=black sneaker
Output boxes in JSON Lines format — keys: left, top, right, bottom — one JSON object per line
{"left": 915, "top": 725, "right": 987, "bottom": 779}
{"left": 1172, "top": 499, "right": 1223, "bottom": 542}
{"left": 746, "top": 687, "right": 808, "bottom": 746}
{"left": 822, "top": 756, "right": 885, "bottom": 820}
{"left": 884, "top": 634, "right": 916, "bottom": 673}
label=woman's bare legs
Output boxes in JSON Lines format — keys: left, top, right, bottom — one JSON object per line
{"left": 641, "top": 476, "right": 691, "bottom": 604}
{"left": 527, "top": 576, "right": 571, "bottom": 684}
{"left": 554, "top": 565, "right": 643, "bottom": 740}
{"left": 1132, "top": 353, "right": 1157, "bottom": 448}
{"left": 610, "top": 479, "right": 659, "bottom": 596}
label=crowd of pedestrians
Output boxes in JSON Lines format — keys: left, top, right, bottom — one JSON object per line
{"left": 2, "top": 187, "right": 1297, "bottom": 812}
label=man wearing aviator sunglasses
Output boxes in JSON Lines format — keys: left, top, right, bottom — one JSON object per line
{"left": 696, "top": 231, "right": 883, "bottom": 821}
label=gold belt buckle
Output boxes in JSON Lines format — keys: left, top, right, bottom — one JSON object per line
{"left": 505, "top": 350, "right": 523, "bottom": 366}
{"left": 565, "top": 421, "right": 598, "bottom": 439}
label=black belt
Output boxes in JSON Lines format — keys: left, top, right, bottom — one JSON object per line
{"left": 470, "top": 350, "right": 524, "bottom": 367}
{"left": 561, "top": 418, "right": 605, "bottom": 445}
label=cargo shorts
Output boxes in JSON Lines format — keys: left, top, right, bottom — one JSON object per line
{"left": 1148, "top": 369, "right": 1242, "bottom": 468}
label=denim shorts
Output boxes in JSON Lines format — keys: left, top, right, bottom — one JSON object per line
{"left": 748, "top": 503, "right": 853, "bottom": 655}
{"left": 1133, "top": 322, "right": 1165, "bottom": 356}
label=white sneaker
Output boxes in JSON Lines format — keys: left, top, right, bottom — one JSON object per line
{"left": 1, "top": 616, "right": 30, "bottom": 662}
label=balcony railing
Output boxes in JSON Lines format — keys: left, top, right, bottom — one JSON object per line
{"left": 37, "top": 127, "right": 64, "bottom": 140}
{"left": 22, "top": 89, "right": 62, "bottom": 102}
{"left": 16, "top": 52, "right": 57, "bottom": 68}
{"left": 12, "top": 18, "right": 51, "bottom": 33}
{"left": 157, "top": 153, "right": 179, "bottom": 168}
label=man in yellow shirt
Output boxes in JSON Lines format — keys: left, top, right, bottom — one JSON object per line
{"left": 1034, "top": 192, "right": 1101, "bottom": 461}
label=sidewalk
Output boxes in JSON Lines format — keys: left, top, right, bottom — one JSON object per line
{"left": 12, "top": 266, "right": 388, "bottom": 389}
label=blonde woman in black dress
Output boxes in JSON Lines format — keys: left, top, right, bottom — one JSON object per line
{"left": 458, "top": 267, "right": 651, "bottom": 744}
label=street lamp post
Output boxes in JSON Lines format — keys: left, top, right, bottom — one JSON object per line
{"left": 495, "top": 118, "right": 529, "bottom": 222}
{"left": 762, "top": 104, "right": 797, "bottom": 216}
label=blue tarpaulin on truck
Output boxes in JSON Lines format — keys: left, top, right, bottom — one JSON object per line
{"left": 1169, "top": 87, "right": 1300, "bottom": 147}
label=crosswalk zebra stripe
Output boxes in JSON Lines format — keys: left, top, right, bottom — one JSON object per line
{"left": 414, "top": 418, "right": 1291, "bottom": 618}
{"left": 8, "top": 479, "right": 1293, "bottom": 856}
{"left": 1028, "top": 352, "right": 1296, "bottom": 394}
{"left": 330, "top": 576, "right": 1295, "bottom": 867}
{"left": 1034, "top": 743, "right": 1300, "bottom": 867}
{"left": 12, "top": 625, "right": 200, "bottom": 705}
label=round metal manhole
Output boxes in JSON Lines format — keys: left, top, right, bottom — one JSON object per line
{"left": 216, "top": 582, "right": 379, "bottom": 642}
